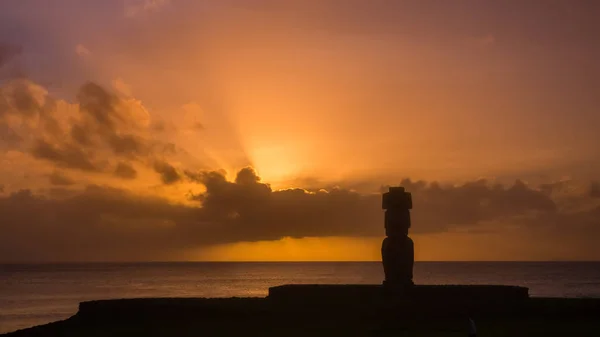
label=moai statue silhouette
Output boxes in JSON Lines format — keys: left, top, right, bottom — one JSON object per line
{"left": 381, "top": 186, "right": 414, "bottom": 289}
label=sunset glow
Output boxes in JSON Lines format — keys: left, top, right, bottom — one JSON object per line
{"left": 0, "top": 0, "right": 599, "bottom": 262}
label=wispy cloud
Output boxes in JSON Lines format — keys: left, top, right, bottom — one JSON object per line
{"left": 75, "top": 44, "right": 91, "bottom": 57}
{"left": 124, "top": 0, "right": 170, "bottom": 18}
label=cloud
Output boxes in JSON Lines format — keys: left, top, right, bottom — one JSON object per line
{"left": 31, "top": 139, "right": 102, "bottom": 172}
{"left": 76, "top": 82, "right": 121, "bottom": 130}
{"left": 124, "top": 0, "right": 170, "bottom": 18}
{"left": 48, "top": 171, "right": 76, "bottom": 186}
{"left": 69, "top": 82, "right": 155, "bottom": 160}
{"left": 1, "top": 80, "right": 75, "bottom": 151}
{"left": 0, "top": 77, "right": 253, "bottom": 198}
{"left": 0, "top": 121, "right": 22, "bottom": 145}
{"left": 192, "top": 169, "right": 563, "bottom": 239}
{"left": 0, "top": 79, "right": 182, "bottom": 182}
{"left": 0, "top": 185, "right": 198, "bottom": 261}
{"left": 154, "top": 160, "right": 181, "bottom": 184}
{"left": 75, "top": 44, "right": 91, "bottom": 57}
{"left": 108, "top": 133, "right": 148, "bottom": 157}
{"left": 114, "top": 162, "right": 138, "bottom": 180}
{"left": 112, "top": 78, "right": 133, "bottom": 97}
{"left": 0, "top": 169, "right": 599, "bottom": 261}
{"left": 69, "top": 124, "right": 93, "bottom": 147}
{"left": 0, "top": 79, "right": 48, "bottom": 118}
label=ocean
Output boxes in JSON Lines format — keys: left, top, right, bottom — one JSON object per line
{"left": 1, "top": 261, "right": 599, "bottom": 334}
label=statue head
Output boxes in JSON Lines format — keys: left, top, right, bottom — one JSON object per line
{"left": 382, "top": 186, "right": 412, "bottom": 236}
{"left": 382, "top": 186, "right": 412, "bottom": 210}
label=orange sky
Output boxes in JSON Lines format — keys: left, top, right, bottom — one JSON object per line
{"left": 0, "top": 0, "right": 599, "bottom": 262}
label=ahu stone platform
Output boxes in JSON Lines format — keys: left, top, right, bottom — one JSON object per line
{"left": 63, "top": 284, "right": 532, "bottom": 325}
{"left": 267, "top": 284, "right": 529, "bottom": 311}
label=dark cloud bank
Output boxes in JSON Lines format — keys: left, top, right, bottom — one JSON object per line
{"left": 1, "top": 166, "right": 599, "bottom": 261}
{"left": 1, "top": 79, "right": 599, "bottom": 261}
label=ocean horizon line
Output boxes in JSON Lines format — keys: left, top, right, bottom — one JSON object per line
{"left": 2, "top": 260, "right": 600, "bottom": 265}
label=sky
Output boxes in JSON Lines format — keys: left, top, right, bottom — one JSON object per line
{"left": 0, "top": 0, "right": 599, "bottom": 262}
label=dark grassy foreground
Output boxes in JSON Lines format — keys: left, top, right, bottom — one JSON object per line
{"left": 3, "top": 286, "right": 600, "bottom": 337}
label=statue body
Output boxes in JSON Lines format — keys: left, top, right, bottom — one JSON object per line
{"left": 381, "top": 187, "right": 414, "bottom": 289}
{"left": 381, "top": 236, "right": 414, "bottom": 285}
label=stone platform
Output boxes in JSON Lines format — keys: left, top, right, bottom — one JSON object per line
{"left": 268, "top": 284, "right": 529, "bottom": 306}
{"left": 65, "top": 284, "right": 531, "bottom": 326}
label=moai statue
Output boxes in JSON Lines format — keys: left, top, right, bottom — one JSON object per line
{"left": 381, "top": 186, "right": 414, "bottom": 289}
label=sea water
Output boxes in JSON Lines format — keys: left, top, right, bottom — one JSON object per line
{"left": 1, "top": 262, "right": 600, "bottom": 334}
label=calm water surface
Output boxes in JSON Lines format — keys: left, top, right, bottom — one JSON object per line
{"left": 1, "top": 262, "right": 600, "bottom": 333}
